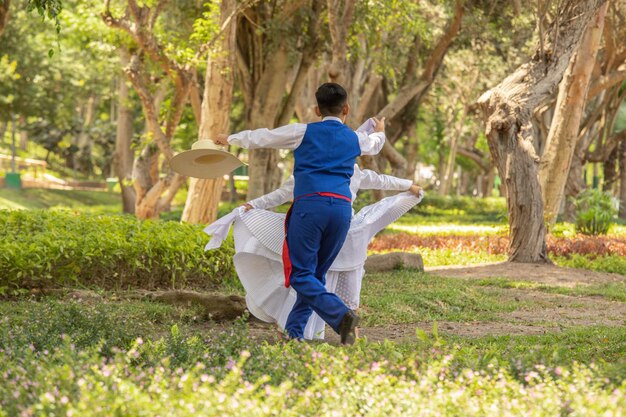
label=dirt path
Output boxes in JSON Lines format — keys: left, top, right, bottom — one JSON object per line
{"left": 425, "top": 262, "right": 625, "bottom": 287}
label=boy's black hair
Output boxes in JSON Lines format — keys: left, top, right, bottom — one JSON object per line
{"left": 315, "top": 83, "right": 348, "bottom": 116}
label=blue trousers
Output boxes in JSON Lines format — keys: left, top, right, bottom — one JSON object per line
{"left": 284, "top": 195, "right": 352, "bottom": 338}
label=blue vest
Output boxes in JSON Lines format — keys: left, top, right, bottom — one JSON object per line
{"left": 293, "top": 120, "right": 361, "bottom": 200}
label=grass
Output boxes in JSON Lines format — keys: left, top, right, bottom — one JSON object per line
{"left": 360, "top": 271, "right": 532, "bottom": 325}
{"left": 0, "top": 188, "right": 122, "bottom": 213}
{"left": 553, "top": 254, "right": 626, "bottom": 275}
{"left": 475, "top": 277, "right": 626, "bottom": 302}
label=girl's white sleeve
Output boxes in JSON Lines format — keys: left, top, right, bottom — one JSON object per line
{"left": 357, "top": 168, "right": 412, "bottom": 191}
{"left": 247, "top": 176, "right": 295, "bottom": 210}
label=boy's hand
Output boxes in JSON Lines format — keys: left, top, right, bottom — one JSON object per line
{"left": 214, "top": 134, "right": 229, "bottom": 146}
{"left": 372, "top": 117, "right": 385, "bottom": 133}
{"left": 241, "top": 203, "right": 253, "bottom": 212}
{"left": 409, "top": 184, "right": 423, "bottom": 196}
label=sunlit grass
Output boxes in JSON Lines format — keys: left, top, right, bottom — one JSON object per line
{"left": 475, "top": 277, "right": 626, "bottom": 302}
{"left": 0, "top": 188, "right": 122, "bottom": 212}
{"left": 361, "top": 271, "right": 529, "bottom": 325}
{"left": 388, "top": 223, "right": 507, "bottom": 236}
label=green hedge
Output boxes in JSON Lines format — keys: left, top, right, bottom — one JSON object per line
{"left": 0, "top": 210, "right": 235, "bottom": 293}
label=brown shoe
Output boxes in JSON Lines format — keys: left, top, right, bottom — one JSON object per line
{"left": 339, "top": 310, "right": 360, "bottom": 345}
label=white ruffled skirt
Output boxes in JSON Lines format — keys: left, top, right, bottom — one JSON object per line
{"left": 230, "top": 191, "right": 422, "bottom": 340}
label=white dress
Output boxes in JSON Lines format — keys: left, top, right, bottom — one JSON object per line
{"left": 205, "top": 166, "right": 423, "bottom": 340}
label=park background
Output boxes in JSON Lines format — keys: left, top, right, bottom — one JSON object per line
{"left": 1, "top": 0, "right": 626, "bottom": 415}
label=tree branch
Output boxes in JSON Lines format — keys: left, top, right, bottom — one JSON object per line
{"left": 376, "top": 0, "right": 464, "bottom": 121}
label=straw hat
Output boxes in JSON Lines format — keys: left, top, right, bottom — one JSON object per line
{"left": 169, "top": 139, "right": 244, "bottom": 179}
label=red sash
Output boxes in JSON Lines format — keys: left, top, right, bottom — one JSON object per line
{"left": 282, "top": 192, "right": 352, "bottom": 287}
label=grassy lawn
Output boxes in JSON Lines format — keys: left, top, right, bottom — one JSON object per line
{"left": 0, "top": 188, "right": 122, "bottom": 212}
{"left": 360, "top": 271, "right": 526, "bottom": 324}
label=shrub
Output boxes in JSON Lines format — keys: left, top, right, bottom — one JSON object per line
{"left": 0, "top": 210, "right": 235, "bottom": 293}
{"left": 573, "top": 189, "right": 618, "bottom": 235}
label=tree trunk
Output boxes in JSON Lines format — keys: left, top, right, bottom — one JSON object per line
{"left": 326, "top": 0, "right": 357, "bottom": 86}
{"left": 18, "top": 116, "right": 27, "bottom": 151}
{"left": 114, "top": 49, "right": 136, "bottom": 214}
{"left": 0, "top": 0, "right": 9, "bottom": 37}
{"left": 603, "top": 144, "right": 618, "bottom": 192}
{"left": 75, "top": 95, "right": 98, "bottom": 174}
{"left": 539, "top": 3, "right": 607, "bottom": 227}
{"left": 440, "top": 104, "right": 469, "bottom": 195}
{"left": 0, "top": 120, "right": 7, "bottom": 141}
{"left": 244, "top": 45, "right": 291, "bottom": 199}
{"left": 477, "top": 0, "right": 607, "bottom": 263}
{"left": 181, "top": 0, "right": 236, "bottom": 225}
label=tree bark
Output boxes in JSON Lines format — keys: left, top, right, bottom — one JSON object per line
{"left": 326, "top": 0, "right": 357, "bottom": 86}
{"left": 539, "top": 3, "right": 607, "bottom": 227}
{"left": 181, "top": 0, "right": 236, "bottom": 225}
{"left": 114, "top": 48, "right": 136, "bottom": 214}
{"left": 477, "top": 0, "right": 607, "bottom": 263}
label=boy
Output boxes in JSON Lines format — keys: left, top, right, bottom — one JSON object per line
{"left": 215, "top": 83, "right": 385, "bottom": 344}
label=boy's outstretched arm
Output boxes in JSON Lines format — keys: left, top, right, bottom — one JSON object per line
{"left": 215, "top": 124, "right": 307, "bottom": 150}
{"left": 356, "top": 116, "right": 386, "bottom": 155}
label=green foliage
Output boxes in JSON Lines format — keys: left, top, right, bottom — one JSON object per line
{"left": 411, "top": 194, "right": 507, "bottom": 224}
{"left": 553, "top": 254, "right": 626, "bottom": 275}
{"left": 26, "top": 0, "right": 63, "bottom": 34}
{"left": 0, "top": 210, "right": 235, "bottom": 293}
{"left": 573, "top": 189, "right": 618, "bottom": 236}
{"left": 0, "top": 298, "right": 187, "bottom": 354}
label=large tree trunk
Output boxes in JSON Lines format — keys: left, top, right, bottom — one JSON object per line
{"left": 114, "top": 49, "right": 136, "bottom": 214}
{"left": 236, "top": 2, "right": 324, "bottom": 200}
{"left": 181, "top": 0, "right": 236, "bottom": 225}
{"left": 477, "top": 0, "right": 607, "bottom": 263}
{"left": 241, "top": 45, "right": 292, "bottom": 200}
{"left": 326, "top": 0, "right": 356, "bottom": 87}
{"left": 539, "top": 3, "right": 607, "bottom": 227}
